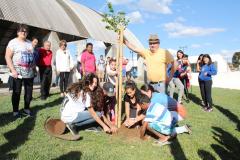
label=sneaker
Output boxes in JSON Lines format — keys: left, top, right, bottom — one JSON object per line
{"left": 13, "top": 112, "right": 21, "bottom": 118}
{"left": 207, "top": 108, "right": 213, "bottom": 112}
{"left": 22, "top": 109, "right": 33, "bottom": 116}
{"left": 60, "top": 93, "right": 65, "bottom": 97}
{"left": 185, "top": 125, "right": 192, "bottom": 134}
{"left": 66, "top": 123, "right": 78, "bottom": 135}
{"left": 153, "top": 140, "right": 172, "bottom": 147}
{"left": 85, "top": 126, "right": 102, "bottom": 132}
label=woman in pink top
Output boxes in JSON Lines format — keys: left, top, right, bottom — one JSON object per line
{"left": 81, "top": 43, "right": 96, "bottom": 76}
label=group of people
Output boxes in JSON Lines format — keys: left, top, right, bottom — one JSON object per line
{"left": 5, "top": 24, "right": 217, "bottom": 145}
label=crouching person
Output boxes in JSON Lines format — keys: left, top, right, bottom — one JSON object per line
{"left": 60, "top": 81, "right": 117, "bottom": 135}
{"left": 139, "top": 94, "right": 191, "bottom": 146}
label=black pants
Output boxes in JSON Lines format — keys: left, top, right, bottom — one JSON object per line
{"left": 181, "top": 78, "right": 189, "bottom": 100}
{"left": 199, "top": 80, "right": 213, "bottom": 108}
{"left": 12, "top": 78, "right": 34, "bottom": 112}
{"left": 39, "top": 66, "right": 52, "bottom": 98}
{"left": 59, "top": 72, "right": 70, "bottom": 93}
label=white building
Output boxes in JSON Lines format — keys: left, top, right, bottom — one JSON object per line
{"left": 188, "top": 54, "right": 240, "bottom": 90}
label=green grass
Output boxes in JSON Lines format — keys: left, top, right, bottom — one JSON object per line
{"left": 0, "top": 87, "right": 239, "bottom": 160}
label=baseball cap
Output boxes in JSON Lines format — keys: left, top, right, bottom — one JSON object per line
{"left": 102, "top": 82, "right": 115, "bottom": 97}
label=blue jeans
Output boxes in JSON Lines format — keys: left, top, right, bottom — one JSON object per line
{"left": 150, "top": 82, "right": 167, "bottom": 94}
{"left": 71, "top": 111, "right": 101, "bottom": 127}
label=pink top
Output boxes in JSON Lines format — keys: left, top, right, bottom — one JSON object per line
{"left": 81, "top": 51, "right": 96, "bottom": 73}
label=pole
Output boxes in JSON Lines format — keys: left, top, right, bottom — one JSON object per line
{"left": 117, "top": 26, "right": 124, "bottom": 128}
{"left": 115, "top": 31, "right": 120, "bottom": 126}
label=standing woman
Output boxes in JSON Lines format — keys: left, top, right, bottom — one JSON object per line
{"left": 199, "top": 54, "right": 217, "bottom": 112}
{"left": 5, "top": 24, "right": 35, "bottom": 117}
{"left": 81, "top": 43, "right": 96, "bottom": 76}
{"left": 56, "top": 40, "right": 74, "bottom": 97}
{"left": 169, "top": 50, "right": 185, "bottom": 104}
{"left": 196, "top": 54, "right": 204, "bottom": 106}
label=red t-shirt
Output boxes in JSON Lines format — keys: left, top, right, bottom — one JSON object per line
{"left": 38, "top": 48, "right": 52, "bottom": 66}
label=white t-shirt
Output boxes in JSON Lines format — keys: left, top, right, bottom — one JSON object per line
{"left": 61, "top": 92, "right": 91, "bottom": 123}
{"left": 7, "top": 38, "right": 34, "bottom": 78}
{"left": 97, "top": 59, "right": 105, "bottom": 71}
{"left": 55, "top": 49, "right": 74, "bottom": 72}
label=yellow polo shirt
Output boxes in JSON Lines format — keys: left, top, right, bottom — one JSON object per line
{"left": 140, "top": 48, "right": 174, "bottom": 82}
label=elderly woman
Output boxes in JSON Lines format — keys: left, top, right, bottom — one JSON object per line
{"left": 5, "top": 24, "right": 35, "bottom": 117}
{"left": 55, "top": 40, "right": 74, "bottom": 97}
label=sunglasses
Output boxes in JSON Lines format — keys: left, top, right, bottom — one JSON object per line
{"left": 149, "top": 42, "right": 159, "bottom": 45}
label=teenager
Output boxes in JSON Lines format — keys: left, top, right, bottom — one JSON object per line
{"left": 140, "top": 84, "right": 186, "bottom": 121}
{"left": 169, "top": 50, "right": 185, "bottom": 104}
{"left": 61, "top": 81, "right": 117, "bottom": 135}
{"left": 199, "top": 54, "right": 217, "bottom": 112}
{"left": 56, "top": 40, "right": 74, "bottom": 97}
{"left": 139, "top": 94, "right": 191, "bottom": 145}
{"left": 179, "top": 54, "right": 191, "bottom": 103}
{"left": 5, "top": 24, "right": 35, "bottom": 117}
{"left": 97, "top": 55, "right": 106, "bottom": 83}
{"left": 123, "top": 81, "right": 143, "bottom": 128}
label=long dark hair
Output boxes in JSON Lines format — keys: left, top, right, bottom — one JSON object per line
{"left": 125, "top": 80, "right": 142, "bottom": 100}
{"left": 177, "top": 50, "right": 184, "bottom": 60}
{"left": 66, "top": 81, "right": 86, "bottom": 102}
{"left": 202, "top": 54, "right": 213, "bottom": 65}
{"left": 83, "top": 73, "right": 103, "bottom": 111}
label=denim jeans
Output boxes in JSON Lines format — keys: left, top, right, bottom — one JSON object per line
{"left": 71, "top": 111, "right": 101, "bottom": 127}
{"left": 150, "top": 82, "right": 167, "bottom": 94}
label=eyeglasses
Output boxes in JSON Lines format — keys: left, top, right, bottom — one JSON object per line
{"left": 149, "top": 42, "right": 158, "bottom": 45}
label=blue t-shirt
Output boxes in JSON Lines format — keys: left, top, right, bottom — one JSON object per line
{"left": 199, "top": 64, "right": 217, "bottom": 81}
{"left": 151, "top": 92, "right": 178, "bottom": 111}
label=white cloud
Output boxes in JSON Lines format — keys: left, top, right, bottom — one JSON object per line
{"left": 127, "top": 11, "right": 144, "bottom": 23}
{"left": 190, "top": 44, "right": 201, "bottom": 48}
{"left": 138, "top": 0, "right": 173, "bottom": 14}
{"left": 163, "top": 21, "right": 225, "bottom": 37}
{"left": 92, "top": 41, "right": 106, "bottom": 52}
{"left": 167, "top": 48, "right": 178, "bottom": 56}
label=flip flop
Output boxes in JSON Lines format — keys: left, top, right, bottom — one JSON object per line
{"left": 153, "top": 140, "right": 172, "bottom": 147}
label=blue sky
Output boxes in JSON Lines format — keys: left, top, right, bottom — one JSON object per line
{"left": 70, "top": 0, "right": 240, "bottom": 60}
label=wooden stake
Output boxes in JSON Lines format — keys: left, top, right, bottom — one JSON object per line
{"left": 117, "top": 26, "right": 124, "bottom": 128}
{"left": 115, "top": 34, "right": 120, "bottom": 126}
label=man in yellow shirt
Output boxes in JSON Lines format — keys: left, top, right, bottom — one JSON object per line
{"left": 124, "top": 34, "right": 175, "bottom": 93}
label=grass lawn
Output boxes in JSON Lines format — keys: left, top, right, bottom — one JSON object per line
{"left": 0, "top": 86, "right": 239, "bottom": 160}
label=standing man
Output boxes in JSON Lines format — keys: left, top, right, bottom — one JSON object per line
{"left": 97, "top": 55, "right": 106, "bottom": 83}
{"left": 38, "top": 41, "right": 53, "bottom": 100}
{"left": 124, "top": 34, "right": 175, "bottom": 93}
{"left": 81, "top": 43, "right": 96, "bottom": 77}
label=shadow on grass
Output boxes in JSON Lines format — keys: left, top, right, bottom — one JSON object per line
{"left": 214, "top": 104, "right": 240, "bottom": 131}
{"left": 169, "top": 138, "right": 187, "bottom": 160}
{"left": 197, "top": 150, "right": 216, "bottom": 160}
{"left": 52, "top": 151, "right": 82, "bottom": 160}
{"left": 0, "top": 97, "right": 62, "bottom": 158}
{"left": 188, "top": 93, "right": 202, "bottom": 106}
{"left": 198, "top": 127, "right": 240, "bottom": 160}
